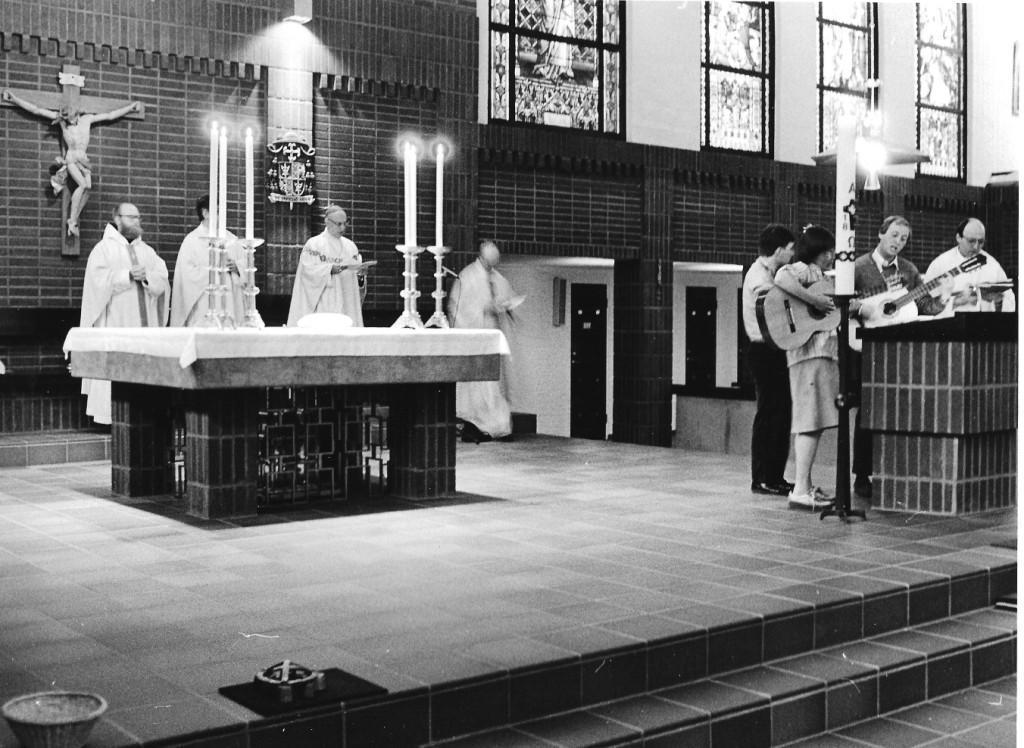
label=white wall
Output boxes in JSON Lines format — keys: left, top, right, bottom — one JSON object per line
{"left": 626, "top": 0, "right": 701, "bottom": 151}
{"left": 773, "top": 2, "right": 820, "bottom": 166}
{"left": 967, "top": 3, "right": 1023, "bottom": 185}
{"left": 671, "top": 265, "right": 743, "bottom": 389}
{"left": 499, "top": 261, "right": 615, "bottom": 438}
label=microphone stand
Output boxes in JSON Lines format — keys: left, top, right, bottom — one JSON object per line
{"left": 820, "top": 293, "right": 866, "bottom": 523}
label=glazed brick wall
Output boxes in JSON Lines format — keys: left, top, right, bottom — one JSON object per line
{"left": 864, "top": 338, "right": 1017, "bottom": 514}
{"left": 477, "top": 163, "right": 643, "bottom": 259}
{"left": 0, "top": 1, "right": 476, "bottom": 87}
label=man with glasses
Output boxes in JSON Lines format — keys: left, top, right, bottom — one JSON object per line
{"left": 287, "top": 204, "right": 368, "bottom": 327}
{"left": 79, "top": 202, "right": 168, "bottom": 424}
{"left": 925, "top": 218, "right": 1016, "bottom": 314}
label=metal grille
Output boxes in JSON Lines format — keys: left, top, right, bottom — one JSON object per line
{"left": 257, "top": 386, "right": 389, "bottom": 509}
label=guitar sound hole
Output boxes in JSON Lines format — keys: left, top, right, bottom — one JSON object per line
{"left": 882, "top": 302, "right": 897, "bottom": 316}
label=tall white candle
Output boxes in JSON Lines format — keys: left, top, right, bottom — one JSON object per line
{"left": 434, "top": 143, "right": 445, "bottom": 248}
{"left": 405, "top": 142, "right": 417, "bottom": 247}
{"left": 218, "top": 126, "right": 228, "bottom": 239}
{"left": 834, "top": 114, "right": 857, "bottom": 296}
{"left": 244, "top": 128, "right": 254, "bottom": 241}
{"left": 403, "top": 142, "right": 412, "bottom": 245}
{"left": 208, "top": 122, "right": 218, "bottom": 236}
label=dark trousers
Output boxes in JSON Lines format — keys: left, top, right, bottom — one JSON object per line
{"left": 747, "top": 342, "right": 792, "bottom": 485}
{"left": 850, "top": 350, "right": 872, "bottom": 479}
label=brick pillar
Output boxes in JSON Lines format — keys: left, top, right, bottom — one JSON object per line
{"left": 110, "top": 382, "right": 172, "bottom": 496}
{"left": 612, "top": 152, "right": 673, "bottom": 446}
{"left": 184, "top": 389, "right": 260, "bottom": 519}
{"left": 863, "top": 330, "right": 1017, "bottom": 514}
{"left": 387, "top": 383, "right": 456, "bottom": 499}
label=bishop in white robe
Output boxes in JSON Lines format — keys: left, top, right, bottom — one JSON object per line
{"left": 79, "top": 203, "right": 169, "bottom": 424}
{"left": 287, "top": 205, "right": 365, "bottom": 326}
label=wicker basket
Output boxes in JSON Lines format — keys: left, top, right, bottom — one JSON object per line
{"left": 1, "top": 691, "right": 107, "bottom": 748}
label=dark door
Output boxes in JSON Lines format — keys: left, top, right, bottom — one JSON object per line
{"left": 570, "top": 283, "right": 607, "bottom": 439}
{"left": 685, "top": 286, "right": 717, "bottom": 393}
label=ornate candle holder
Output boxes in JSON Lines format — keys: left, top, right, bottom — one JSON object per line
{"left": 197, "top": 236, "right": 226, "bottom": 328}
{"left": 239, "top": 238, "right": 265, "bottom": 328}
{"left": 423, "top": 244, "right": 450, "bottom": 329}
{"left": 216, "top": 239, "right": 237, "bottom": 329}
{"left": 391, "top": 243, "right": 425, "bottom": 329}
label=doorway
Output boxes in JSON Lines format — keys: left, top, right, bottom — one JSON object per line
{"left": 570, "top": 283, "right": 607, "bottom": 439}
{"left": 685, "top": 286, "right": 716, "bottom": 392}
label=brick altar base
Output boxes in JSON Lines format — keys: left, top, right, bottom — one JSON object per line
{"left": 874, "top": 431, "right": 1017, "bottom": 514}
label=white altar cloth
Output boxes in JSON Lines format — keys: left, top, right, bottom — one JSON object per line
{"left": 64, "top": 327, "right": 510, "bottom": 369}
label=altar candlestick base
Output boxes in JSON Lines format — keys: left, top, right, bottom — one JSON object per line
{"left": 423, "top": 244, "right": 450, "bottom": 329}
{"left": 392, "top": 243, "right": 425, "bottom": 330}
{"left": 240, "top": 237, "right": 265, "bottom": 329}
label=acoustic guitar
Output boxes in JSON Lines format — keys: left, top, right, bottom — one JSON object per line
{"left": 755, "top": 278, "right": 839, "bottom": 350}
{"left": 848, "top": 254, "right": 987, "bottom": 352}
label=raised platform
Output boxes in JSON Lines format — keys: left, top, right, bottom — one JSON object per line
{"left": 0, "top": 436, "right": 1015, "bottom": 747}
{"left": 0, "top": 429, "right": 109, "bottom": 467}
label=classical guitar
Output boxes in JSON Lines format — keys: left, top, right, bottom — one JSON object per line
{"left": 848, "top": 254, "right": 987, "bottom": 351}
{"left": 755, "top": 278, "right": 839, "bottom": 350}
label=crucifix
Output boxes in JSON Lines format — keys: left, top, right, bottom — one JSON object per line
{"left": 1, "top": 64, "right": 144, "bottom": 257}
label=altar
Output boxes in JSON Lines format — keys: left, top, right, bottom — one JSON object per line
{"left": 64, "top": 327, "right": 507, "bottom": 519}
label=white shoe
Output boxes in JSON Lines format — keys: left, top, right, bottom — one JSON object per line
{"left": 788, "top": 490, "right": 834, "bottom": 510}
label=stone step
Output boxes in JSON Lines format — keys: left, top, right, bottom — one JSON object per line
{"left": 427, "top": 606, "right": 1016, "bottom": 748}
{"left": 393, "top": 549, "right": 1015, "bottom": 745}
{"left": 0, "top": 429, "right": 109, "bottom": 467}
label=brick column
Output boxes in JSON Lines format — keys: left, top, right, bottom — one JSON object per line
{"left": 110, "top": 382, "right": 172, "bottom": 496}
{"left": 863, "top": 320, "right": 1017, "bottom": 514}
{"left": 184, "top": 389, "right": 260, "bottom": 519}
{"left": 387, "top": 383, "right": 456, "bottom": 499}
{"left": 612, "top": 152, "right": 673, "bottom": 446}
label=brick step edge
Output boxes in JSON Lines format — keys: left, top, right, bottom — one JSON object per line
{"left": 428, "top": 607, "right": 1016, "bottom": 748}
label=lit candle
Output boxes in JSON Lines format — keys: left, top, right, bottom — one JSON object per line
{"left": 834, "top": 114, "right": 857, "bottom": 296}
{"left": 434, "top": 143, "right": 445, "bottom": 248}
{"left": 403, "top": 141, "right": 417, "bottom": 247}
{"left": 244, "top": 128, "right": 254, "bottom": 241}
{"left": 218, "top": 126, "right": 228, "bottom": 239}
{"left": 208, "top": 122, "right": 218, "bottom": 237}
{"left": 403, "top": 142, "right": 412, "bottom": 245}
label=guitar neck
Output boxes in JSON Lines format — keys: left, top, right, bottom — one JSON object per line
{"left": 888, "top": 266, "right": 964, "bottom": 310}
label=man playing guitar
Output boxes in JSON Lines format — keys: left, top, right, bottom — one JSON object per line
{"left": 849, "top": 216, "right": 951, "bottom": 499}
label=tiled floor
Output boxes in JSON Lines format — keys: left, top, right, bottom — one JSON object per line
{"left": 0, "top": 435, "right": 1017, "bottom": 746}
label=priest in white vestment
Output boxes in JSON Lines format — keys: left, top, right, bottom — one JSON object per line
{"left": 79, "top": 203, "right": 169, "bottom": 424}
{"left": 925, "top": 218, "right": 1016, "bottom": 314}
{"left": 287, "top": 205, "right": 366, "bottom": 327}
{"left": 170, "top": 194, "right": 246, "bottom": 326}
{"left": 447, "top": 240, "right": 521, "bottom": 441}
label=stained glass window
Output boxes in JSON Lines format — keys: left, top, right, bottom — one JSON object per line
{"left": 817, "top": 3, "right": 877, "bottom": 153}
{"left": 917, "top": 3, "right": 966, "bottom": 179}
{"left": 701, "top": 2, "right": 773, "bottom": 154}
{"left": 489, "top": 0, "right": 623, "bottom": 134}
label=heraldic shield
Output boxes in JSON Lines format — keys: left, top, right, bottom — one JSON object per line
{"left": 266, "top": 132, "right": 316, "bottom": 208}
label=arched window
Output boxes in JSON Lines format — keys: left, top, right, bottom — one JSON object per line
{"left": 701, "top": 1, "right": 773, "bottom": 154}
{"left": 916, "top": 3, "right": 966, "bottom": 179}
{"left": 489, "top": 0, "right": 623, "bottom": 134}
{"left": 817, "top": 3, "right": 878, "bottom": 153}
